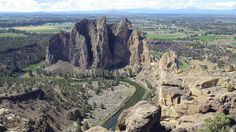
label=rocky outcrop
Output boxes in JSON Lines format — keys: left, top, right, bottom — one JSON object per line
{"left": 224, "top": 65, "right": 235, "bottom": 72}
{"left": 67, "top": 108, "right": 82, "bottom": 121}
{"left": 159, "top": 51, "right": 178, "bottom": 72}
{"left": 46, "top": 17, "right": 150, "bottom": 70}
{"left": 199, "top": 78, "right": 220, "bottom": 89}
{"left": 0, "top": 89, "right": 45, "bottom": 102}
{"left": 85, "top": 126, "right": 108, "bottom": 132}
{"left": 116, "top": 101, "right": 164, "bottom": 132}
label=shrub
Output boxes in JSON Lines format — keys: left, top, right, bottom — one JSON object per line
{"left": 198, "top": 112, "right": 233, "bottom": 132}
{"left": 75, "top": 118, "right": 82, "bottom": 132}
{"left": 227, "top": 84, "right": 235, "bottom": 92}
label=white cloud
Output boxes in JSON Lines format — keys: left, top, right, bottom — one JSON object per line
{"left": 0, "top": 0, "right": 235, "bottom": 12}
{"left": 199, "top": 1, "right": 236, "bottom": 10}
{"left": 0, "top": 0, "right": 41, "bottom": 12}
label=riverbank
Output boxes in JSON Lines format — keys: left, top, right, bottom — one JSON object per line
{"left": 87, "top": 82, "right": 136, "bottom": 126}
{"left": 99, "top": 81, "right": 137, "bottom": 126}
{"left": 102, "top": 78, "right": 147, "bottom": 130}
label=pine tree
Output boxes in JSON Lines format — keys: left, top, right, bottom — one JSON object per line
{"left": 75, "top": 118, "right": 82, "bottom": 132}
{"left": 115, "top": 71, "right": 120, "bottom": 85}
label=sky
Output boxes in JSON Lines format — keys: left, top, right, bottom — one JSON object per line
{"left": 0, "top": 0, "right": 236, "bottom": 12}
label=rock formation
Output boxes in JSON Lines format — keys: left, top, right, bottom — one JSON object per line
{"left": 159, "top": 51, "right": 179, "bottom": 72}
{"left": 116, "top": 101, "right": 164, "bottom": 132}
{"left": 86, "top": 126, "right": 108, "bottom": 132}
{"left": 46, "top": 17, "right": 150, "bottom": 70}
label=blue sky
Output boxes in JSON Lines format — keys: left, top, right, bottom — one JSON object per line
{"left": 0, "top": 0, "right": 235, "bottom": 12}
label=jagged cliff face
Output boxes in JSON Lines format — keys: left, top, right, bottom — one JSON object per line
{"left": 46, "top": 17, "right": 150, "bottom": 69}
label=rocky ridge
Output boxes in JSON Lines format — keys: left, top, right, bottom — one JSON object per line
{"left": 135, "top": 50, "right": 236, "bottom": 131}
{"left": 46, "top": 17, "right": 150, "bottom": 70}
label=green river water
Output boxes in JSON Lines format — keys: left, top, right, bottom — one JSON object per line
{"left": 102, "top": 79, "right": 146, "bottom": 130}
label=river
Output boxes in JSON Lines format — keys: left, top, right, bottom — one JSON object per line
{"left": 18, "top": 63, "right": 146, "bottom": 130}
{"left": 102, "top": 79, "right": 146, "bottom": 130}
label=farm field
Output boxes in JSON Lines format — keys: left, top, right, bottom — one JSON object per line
{"left": 14, "top": 25, "right": 61, "bottom": 33}
{"left": 145, "top": 33, "right": 186, "bottom": 40}
{"left": 13, "top": 23, "right": 73, "bottom": 33}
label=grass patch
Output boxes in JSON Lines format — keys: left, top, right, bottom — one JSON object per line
{"left": 178, "top": 58, "right": 190, "bottom": 71}
{"left": 150, "top": 50, "right": 163, "bottom": 59}
{"left": 145, "top": 33, "right": 185, "bottom": 40}
{"left": 229, "top": 43, "right": 236, "bottom": 47}
{"left": 0, "top": 33, "right": 26, "bottom": 37}
{"left": 23, "top": 61, "right": 44, "bottom": 72}
{"left": 191, "top": 35, "right": 227, "bottom": 42}
{"left": 14, "top": 25, "right": 61, "bottom": 33}
{"left": 27, "top": 29, "right": 61, "bottom": 33}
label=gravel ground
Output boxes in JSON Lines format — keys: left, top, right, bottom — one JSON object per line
{"left": 87, "top": 82, "right": 135, "bottom": 126}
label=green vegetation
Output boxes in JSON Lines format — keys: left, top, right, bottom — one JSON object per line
{"left": 229, "top": 43, "right": 236, "bottom": 47}
{"left": 191, "top": 35, "right": 227, "bottom": 42}
{"left": 25, "top": 28, "right": 61, "bottom": 33}
{"left": 198, "top": 113, "right": 233, "bottom": 132}
{"left": 23, "top": 61, "right": 44, "bottom": 72}
{"left": 75, "top": 118, "right": 82, "bottom": 132}
{"left": 178, "top": 58, "right": 190, "bottom": 71}
{"left": 0, "top": 33, "right": 26, "bottom": 37}
{"left": 227, "top": 84, "right": 235, "bottom": 92}
{"left": 150, "top": 50, "right": 162, "bottom": 60}
{"left": 83, "top": 121, "right": 89, "bottom": 131}
{"left": 13, "top": 22, "right": 73, "bottom": 33}
{"left": 0, "top": 33, "right": 51, "bottom": 52}
{"left": 146, "top": 33, "right": 185, "bottom": 40}
{"left": 14, "top": 25, "right": 61, "bottom": 33}
{"left": 102, "top": 78, "right": 146, "bottom": 129}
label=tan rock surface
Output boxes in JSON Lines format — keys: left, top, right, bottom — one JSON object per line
{"left": 86, "top": 126, "right": 108, "bottom": 132}
{"left": 116, "top": 101, "right": 164, "bottom": 132}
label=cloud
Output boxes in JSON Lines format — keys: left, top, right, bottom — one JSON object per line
{"left": 0, "top": 0, "right": 41, "bottom": 12}
{"left": 0, "top": 0, "right": 235, "bottom": 12}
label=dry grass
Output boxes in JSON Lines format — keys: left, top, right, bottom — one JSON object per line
{"left": 14, "top": 25, "right": 61, "bottom": 33}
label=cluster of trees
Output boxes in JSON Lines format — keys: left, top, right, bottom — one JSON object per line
{"left": 0, "top": 43, "right": 44, "bottom": 73}
{"left": 0, "top": 33, "right": 51, "bottom": 52}
{"left": 0, "top": 30, "right": 52, "bottom": 75}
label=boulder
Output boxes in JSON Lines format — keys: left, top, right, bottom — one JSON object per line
{"left": 224, "top": 65, "right": 235, "bottom": 72}
{"left": 116, "top": 101, "right": 164, "bottom": 132}
{"left": 198, "top": 104, "right": 211, "bottom": 113}
{"left": 198, "top": 99, "right": 230, "bottom": 114}
{"left": 195, "top": 78, "right": 220, "bottom": 89}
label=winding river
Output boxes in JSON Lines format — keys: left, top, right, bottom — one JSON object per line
{"left": 18, "top": 63, "right": 146, "bottom": 130}
{"left": 102, "top": 79, "right": 147, "bottom": 130}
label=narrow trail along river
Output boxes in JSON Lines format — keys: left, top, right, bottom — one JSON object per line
{"left": 102, "top": 79, "right": 147, "bottom": 130}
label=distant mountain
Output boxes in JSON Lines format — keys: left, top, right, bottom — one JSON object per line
{"left": 61, "top": 8, "right": 236, "bottom": 15}
{"left": 1, "top": 8, "right": 235, "bottom": 15}
{"left": 121, "top": 8, "right": 236, "bottom": 14}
